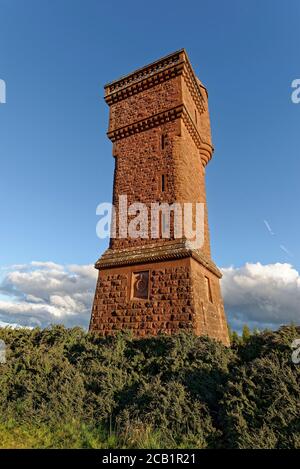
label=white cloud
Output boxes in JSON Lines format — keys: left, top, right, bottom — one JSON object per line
{"left": 0, "top": 262, "right": 98, "bottom": 328}
{"left": 0, "top": 320, "right": 28, "bottom": 329}
{"left": 30, "top": 261, "right": 65, "bottom": 270}
{"left": 221, "top": 262, "right": 300, "bottom": 331}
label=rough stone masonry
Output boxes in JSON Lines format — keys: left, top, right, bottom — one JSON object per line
{"left": 90, "top": 49, "right": 230, "bottom": 346}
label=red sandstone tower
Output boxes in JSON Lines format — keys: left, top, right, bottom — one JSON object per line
{"left": 90, "top": 49, "right": 229, "bottom": 345}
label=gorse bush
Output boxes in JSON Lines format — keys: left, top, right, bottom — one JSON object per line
{"left": 0, "top": 325, "right": 299, "bottom": 448}
{"left": 221, "top": 327, "right": 300, "bottom": 449}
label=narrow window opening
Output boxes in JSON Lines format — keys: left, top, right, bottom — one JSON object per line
{"left": 161, "top": 174, "right": 165, "bottom": 192}
{"left": 161, "top": 134, "right": 167, "bottom": 150}
{"left": 205, "top": 276, "right": 213, "bottom": 303}
{"left": 195, "top": 109, "right": 198, "bottom": 125}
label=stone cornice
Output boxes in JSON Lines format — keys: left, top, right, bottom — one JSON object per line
{"left": 95, "top": 240, "right": 222, "bottom": 278}
{"left": 182, "top": 63, "right": 206, "bottom": 114}
{"left": 104, "top": 49, "right": 206, "bottom": 117}
{"left": 105, "top": 49, "right": 184, "bottom": 91}
{"left": 181, "top": 106, "right": 213, "bottom": 166}
{"left": 107, "top": 104, "right": 184, "bottom": 142}
{"left": 181, "top": 106, "right": 202, "bottom": 149}
{"left": 179, "top": 106, "right": 213, "bottom": 166}
{"left": 104, "top": 51, "right": 184, "bottom": 105}
{"left": 107, "top": 103, "right": 213, "bottom": 166}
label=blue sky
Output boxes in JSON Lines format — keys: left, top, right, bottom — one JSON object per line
{"left": 0, "top": 0, "right": 299, "bottom": 330}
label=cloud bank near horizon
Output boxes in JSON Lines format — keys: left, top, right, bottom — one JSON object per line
{"left": 0, "top": 261, "right": 299, "bottom": 331}
{"left": 221, "top": 262, "right": 300, "bottom": 331}
{"left": 0, "top": 262, "right": 98, "bottom": 328}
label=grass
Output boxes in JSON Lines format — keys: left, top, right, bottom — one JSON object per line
{"left": 0, "top": 420, "right": 206, "bottom": 449}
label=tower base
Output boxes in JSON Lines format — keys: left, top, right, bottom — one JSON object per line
{"left": 90, "top": 242, "right": 230, "bottom": 346}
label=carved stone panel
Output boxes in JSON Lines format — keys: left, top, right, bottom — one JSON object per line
{"left": 131, "top": 271, "right": 149, "bottom": 300}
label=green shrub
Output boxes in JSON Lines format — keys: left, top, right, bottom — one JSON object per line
{"left": 221, "top": 326, "right": 300, "bottom": 448}
{"left": 0, "top": 325, "right": 298, "bottom": 448}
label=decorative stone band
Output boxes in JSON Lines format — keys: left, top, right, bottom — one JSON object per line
{"left": 107, "top": 104, "right": 183, "bottom": 141}
{"left": 105, "top": 50, "right": 182, "bottom": 95}
{"left": 107, "top": 104, "right": 213, "bottom": 166}
{"left": 181, "top": 106, "right": 214, "bottom": 166}
{"left": 104, "top": 49, "right": 206, "bottom": 116}
{"left": 182, "top": 67, "right": 206, "bottom": 114}
{"left": 105, "top": 59, "right": 184, "bottom": 106}
{"left": 95, "top": 240, "right": 222, "bottom": 278}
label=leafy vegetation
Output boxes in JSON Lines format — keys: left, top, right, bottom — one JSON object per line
{"left": 0, "top": 325, "right": 299, "bottom": 448}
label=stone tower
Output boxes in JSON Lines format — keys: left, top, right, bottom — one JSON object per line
{"left": 90, "top": 49, "right": 229, "bottom": 345}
